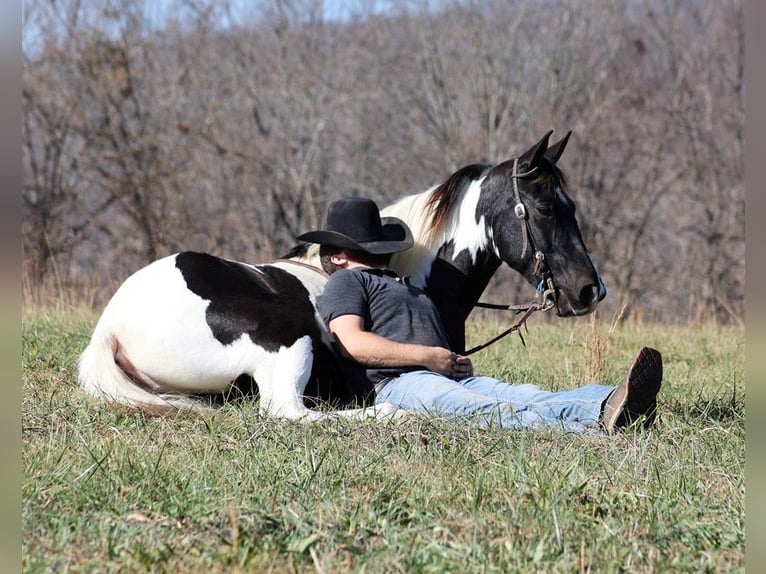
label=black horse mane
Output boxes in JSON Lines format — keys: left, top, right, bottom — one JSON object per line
{"left": 424, "top": 163, "right": 492, "bottom": 234}
{"left": 424, "top": 155, "right": 571, "bottom": 236}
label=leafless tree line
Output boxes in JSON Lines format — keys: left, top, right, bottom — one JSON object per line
{"left": 22, "top": 0, "right": 744, "bottom": 323}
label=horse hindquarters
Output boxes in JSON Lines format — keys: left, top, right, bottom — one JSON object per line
{"left": 77, "top": 320, "right": 320, "bottom": 418}
{"left": 77, "top": 252, "right": 330, "bottom": 419}
{"left": 77, "top": 326, "right": 209, "bottom": 414}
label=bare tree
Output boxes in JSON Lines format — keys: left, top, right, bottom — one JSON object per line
{"left": 21, "top": 0, "right": 744, "bottom": 322}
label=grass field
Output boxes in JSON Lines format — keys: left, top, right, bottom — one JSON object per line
{"left": 22, "top": 307, "right": 744, "bottom": 572}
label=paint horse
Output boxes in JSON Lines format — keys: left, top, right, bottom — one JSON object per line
{"left": 77, "top": 131, "right": 606, "bottom": 419}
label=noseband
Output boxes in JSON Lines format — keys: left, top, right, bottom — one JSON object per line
{"left": 465, "top": 157, "right": 557, "bottom": 355}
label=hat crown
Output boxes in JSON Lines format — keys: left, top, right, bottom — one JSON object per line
{"left": 326, "top": 197, "right": 384, "bottom": 242}
{"left": 296, "top": 196, "right": 413, "bottom": 254}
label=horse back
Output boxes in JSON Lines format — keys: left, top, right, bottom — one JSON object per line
{"left": 174, "top": 251, "right": 323, "bottom": 350}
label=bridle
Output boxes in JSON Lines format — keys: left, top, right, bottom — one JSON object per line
{"left": 510, "top": 157, "right": 557, "bottom": 306}
{"left": 464, "top": 157, "right": 558, "bottom": 355}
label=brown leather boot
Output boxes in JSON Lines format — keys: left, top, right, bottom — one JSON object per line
{"left": 602, "top": 347, "right": 663, "bottom": 433}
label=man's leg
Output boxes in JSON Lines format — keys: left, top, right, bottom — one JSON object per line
{"left": 460, "top": 347, "right": 663, "bottom": 432}
{"left": 374, "top": 370, "right": 588, "bottom": 431}
{"left": 458, "top": 376, "right": 613, "bottom": 429}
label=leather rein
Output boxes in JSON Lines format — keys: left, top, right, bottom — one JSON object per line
{"left": 464, "top": 157, "right": 557, "bottom": 356}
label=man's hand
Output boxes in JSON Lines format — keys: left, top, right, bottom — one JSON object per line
{"left": 431, "top": 349, "right": 473, "bottom": 379}
{"left": 450, "top": 354, "right": 474, "bottom": 379}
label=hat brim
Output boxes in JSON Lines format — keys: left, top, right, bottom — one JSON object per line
{"left": 297, "top": 217, "right": 413, "bottom": 254}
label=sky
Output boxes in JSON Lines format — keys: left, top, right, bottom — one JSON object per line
{"left": 22, "top": 0, "right": 422, "bottom": 56}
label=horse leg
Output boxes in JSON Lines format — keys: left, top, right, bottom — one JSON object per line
{"left": 251, "top": 335, "right": 411, "bottom": 422}
{"left": 252, "top": 335, "right": 323, "bottom": 420}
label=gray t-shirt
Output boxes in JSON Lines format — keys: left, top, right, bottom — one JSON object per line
{"left": 317, "top": 267, "right": 450, "bottom": 387}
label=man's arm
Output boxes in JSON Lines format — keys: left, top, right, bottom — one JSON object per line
{"left": 328, "top": 314, "right": 472, "bottom": 378}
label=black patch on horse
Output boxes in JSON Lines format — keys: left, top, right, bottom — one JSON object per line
{"left": 303, "top": 341, "right": 374, "bottom": 408}
{"left": 427, "top": 242, "right": 499, "bottom": 353}
{"left": 176, "top": 251, "right": 318, "bottom": 351}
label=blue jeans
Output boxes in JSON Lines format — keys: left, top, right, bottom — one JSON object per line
{"left": 374, "top": 370, "right": 614, "bottom": 433}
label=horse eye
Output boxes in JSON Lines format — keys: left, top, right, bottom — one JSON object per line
{"left": 536, "top": 203, "right": 554, "bottom": 217}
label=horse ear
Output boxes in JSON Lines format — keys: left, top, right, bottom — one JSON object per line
{"left": 545, "top": 130, "right": 571, "bottom": 164}
{"left": 518, "top": 130, "right": 553, "bottom": 170}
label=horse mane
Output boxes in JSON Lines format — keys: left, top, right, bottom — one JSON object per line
{"left": 384, "top": 163, "right": 491, "bottom": 248}
{"left": 551, "top": 161, "right": 569, "bottom": 193}
{"left": 281, "top": 243, "right": 310, "bottom": 259}
{"left": 425, "top": 163, "right": 491, "bottom": 235}
{"left": 281, "top": 242, "right": 321, "bottom": 265}
{"left": 284, "top": 160, "right": 566, "bottom": 271}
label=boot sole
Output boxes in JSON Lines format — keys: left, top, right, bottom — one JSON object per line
{"left": 603, "top": 347, "right": 663, "bottom": 432}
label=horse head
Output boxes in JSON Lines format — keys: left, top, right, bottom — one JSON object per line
{"left": 479, "top": 130, "right": 606, "bottom": 317}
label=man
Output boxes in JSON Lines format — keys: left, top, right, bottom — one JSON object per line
{"left": 297, "top": 197, "right": 663, "bottom": 433}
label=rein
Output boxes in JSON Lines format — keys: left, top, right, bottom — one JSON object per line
{"left": 464, "top": 157, "right": 557, "bottom": 355}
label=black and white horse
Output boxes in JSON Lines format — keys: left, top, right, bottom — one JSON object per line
{"left": 78, "top": 131, "right": 605, "bottom": 419}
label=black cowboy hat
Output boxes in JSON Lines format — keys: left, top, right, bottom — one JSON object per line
{"left": 297, "top": 197, "right": 414, "bottom": 255}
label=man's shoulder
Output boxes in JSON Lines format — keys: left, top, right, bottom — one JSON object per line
{"left": 326, "top": 268, "right": 364, "bottom": 286}
{"left": 325, "top": 267, "right": 404, "bottom": 297}
{"left": 318, "top": 269, "right": 369, "bottom": 319}
{"left": 328, "top": 267, "right": 393, "bottom": 283}
{"left": 323, "top": 269, "right": 367, "bottom": 299}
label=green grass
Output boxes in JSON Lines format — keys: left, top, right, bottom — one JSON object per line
{"left": 22, "top": 309, "right": 744, "bottom": 572}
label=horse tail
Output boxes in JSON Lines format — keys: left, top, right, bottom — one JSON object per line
{"left": 77, "top": 329, "right": 210, "bottom": 415}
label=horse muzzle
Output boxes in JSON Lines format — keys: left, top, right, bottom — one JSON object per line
{"left": 555, "top": 281, "right": 606, "bottom": 317}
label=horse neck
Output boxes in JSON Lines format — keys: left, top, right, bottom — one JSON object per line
{"left": 385, "top": 181, "right": 501, "bottom": 350}
{"left": 426, "top": 246, "right": 500, "bottom": 318}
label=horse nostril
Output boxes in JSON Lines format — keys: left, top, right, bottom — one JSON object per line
{"left": 578, "top": 284, "right": 601, "bottom": 308}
